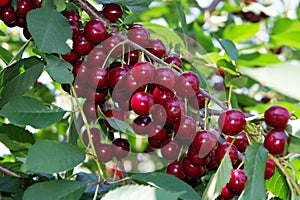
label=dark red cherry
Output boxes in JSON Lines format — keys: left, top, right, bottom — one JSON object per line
{"left": 154, "top": 67, "right": 177, "bottom": 90}
{"left": 220, "top": 186, "right": 235, "bottom": 200}
{"left": 127, "top": 24, "right": 150, "bottom": 47}
{"left": 16, "top": 0, "right": 32, "bottom": 17}
{"left": 95, "top": 143, "right": 113, "bottom": 163}
{"left": 112, "top": 138, "right": 130, "bottom": 159}
{"left": 182, "top": 157, "right": 206, "bottom": 177}
{"left": 88, "top": 88, "right": 108, "bottom": 105}
{"left": 163, "top": 97, "right": 185, "bottom": 124}
{"left": 191, "top": 130, "right": 218, "bottom": 158}
{"left": 166, "top": 161, "right": 185, "bottom": 180}
{"left": 152, "top": 87, "right": 174, "bottom": 105}
{"left": 23, "top": 27, "right": 32, "bottom": 39}
{"left": 87, "top": 47, "right": 107, "bottom": 68}
{"left": 122, "top": 72, "right": 141, "bottom": 94}
{"left": 147, "top": 123, "right": 169, "bottom": 140}
{"left": 89, "top": 68, "right": 108, "bottom": 90}
{"left": 226, "top": 169, "right": 247, "bottom": 195}
{"left": 187, "top": 146, "right": 211, "bottom": 166}
{"left": 264, "top": 158, "right": 275, "bottom": 180}
{"left": 226, "top": 132, "right": 249, "bottom": 153}
{"left": 108, "top": 67, "right": 128, "bottom": 88}
{"left": 161, "top": 140, "right": 181, "bottom": 160}
{"left": 102, "top": 33, "right": 123, "bottom": 57}
{"left": 215, "top": 142, "right": 238, "bottom": 165}
{"left": 165, "top": 55, "right": 182, "bottom": 69}
{"left": 63, "top": 10, "right": 80, "bottom": 22}
{"left": 0, "top": 0, "right": 9, "bottom": 7}
{"left": 16, "top": 17, "right": 26, "bottom": 27}
{"left": 131, "top": 92, "right": 154, "bottom": 116}
{"left": 103, "top": 3, "right": 123, "bottom": 22}
{"left": 174, "top": 71, "right": 200, "bottom": 98}
{"left": 174, "top": 116, "right": 196, "bottom": 141}
{"left": 131, "top": 115, "right": 151, "bottom": 135}
{"left": 264, "top": 105, "right": 290, "bottom": 129}
{"left": 124, "top": 50, "right": 139, "bottom": 65}
{"left": 149, "top": 104, "right": 167, "bottom": 125}
{"left": 83, "top": 101, "right": 98, "bottom": 121}
{"left": 73, "top": 31, "right": 94, "bottom": 56}
{"left": 146, "top": 38, "right": 166, "bottom": 59}
{"left": 131, "top": 61, "right": 155, "bottom": 85}
{"left": 218, "top": 109, "right": 246, "bottom": 136}
{"left": 68, "top": 20, "right": 80, "bottom": 36}
{"left": 31, "top": 0, "right": 42, "bottom": 8}
{"left": 84, "top": 19, "right": 107, "bottom": 44}
{"left": 264, "top": 129, "right": 288, "bottom": 155}
{"left": 188, "top": 90, "right": 210, "bottom": 110}
{"left": 72, "top": 60, "right": 89, "bottom": 80}
{"left": 82, "top": 127, "right": 101, "bottom": 147}
{"left": 243, "top": 11, "right": 261, "bottom": 23}
{"left": 62, "top": 50, "right": 80, "bottom": 64}
{"left": 148, "top": 137, "right": 163, "bottom": 149}
{"left": 0, "top": 5, "right": 17, "bottom": 26}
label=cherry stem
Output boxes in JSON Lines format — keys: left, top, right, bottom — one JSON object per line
{"left": 72, "top": 0, "right": 229, "bottom": 111}
{"left": 0, "top": 165, "right": 21, "bottom": 178}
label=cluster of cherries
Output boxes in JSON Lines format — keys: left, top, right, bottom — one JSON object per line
{"left": 0, "top": 0, "right": 42, "bottom": 38}
{"left": 233, "top": 0, "right": 269, "bottom": 23}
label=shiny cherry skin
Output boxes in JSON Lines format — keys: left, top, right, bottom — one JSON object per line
{"left": 62, "top": 50, "right": 80, "bottom": 64}
{"left": 161, "top": 140, "right": 181, "bottom": 160}
{"left": 84, "top": 19, "right": 107, "bottom": 44}
{"left": 218, "top": 109, "right": 246, "bottom": 136}
{"left": 182, "top": 157, "right": 206, "bottom": 177}
{"left": 31, "top": 0, "right": 42, "bottom": 8}
{"left": 87, "top": 47, "right": 107, "bottom": 68}
{"left": 149, "top": 104, "right": 167, "bottom": 125}
{"left": 124, "top": 50, "right": 139, "bottom": 65}
{"left": 89, "top": 67, "right": 108, "bottom": 90}
{"left": 63, "top": 10, "right": 80, "bottom": 22}
{"left": 154, "top": 67, "right": 177, "bottom": 91}
{"left": 73, "top": 31, "right": 94, "bottom": 56}
{"left": 83, "top": 101, "right": 98, "bottom": 120}
{"left": 146, "top": 38, "right": 166, "bottom": 59}
{"left": 131, "top": 61, "right": 155, "bottom": 85}
{"left": 174, "top": 71, "right": 200, "bottom": 98}
{"left": 82, "top": 128, "right": 101, "bottom": 147}
{"left": 147, "top": 123, "right": 169, "bottom": 140}
{"left": 220, "top": 186, "right": 235, "bottom": 200}
{"left": 264, "top": 105, "right": 290, "bottom": 129}
{"left": 174, "top": 116, "right": 196, "bottom": 141}
{"left": 187, "top": 146, "right": 211, "bottom": 166}
{"left": 264, "top": 129, "right": 288, "bottom": 155}
{"left": 16, "top": 0, "right": 32, "bottom": 17}
{"left": 131, "top": 92, "right": 154, "bottom": 116}
{"left": 131, "top": 115, "right": 151, "bottom": 135}
{"left": 226, "top": 169, "right": 247, "bottom": 195}
{"left": 95, "top": 143, "right": 113, "bottom": 163}
{"left": 165, "top": 55, "right": 182, "bottom": 69}
{"left": 0, "top": 0, "right": 9, "bottom": 7}
{"left": 108, "top": 66, "right": 128, "bottom": 88}
{"left": 152, "top": 87, "right": 174, "bottom": 105}
{"left": 226, "top": 132, "right": 249, "bottom": 153}
{"left": 191, "top": 130, "right": 218, "bottom": 158}
{"left": 112, "top": 138, "right": 130, "bottom": 159}
{"left": 102, "top": 33, "right": 123, "bottom": 57}
{"left": 215, "top": 142, "right": 239, "bottom": 165}
{"left": 166, "top": 161, "right": 185, "bottom": 180}
{"left": 127, "top": 24, "right": 150, "bottom": 47}
{"left": 188, "top": 90, "right": 210, "bottom": 110}
{"left": 265, "top": 158, "right": 275, "bottom": 180}
{"left": 163, "top": 97, "right": 185, "bottom": 124}
{"left": 103, "top": 3, "right": 123, "bottom": 22}
{"left": 0, "top": 5, "right": 17, "bottom": 26}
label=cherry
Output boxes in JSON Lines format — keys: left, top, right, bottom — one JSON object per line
{"left": 218, "top": 109, "right": 246, "bottom": 136}
{"left": 104, "top": 109, "right": 126, "bottom": 130}
{"left": 163, "top": 97, "right": 185, "bottom": 124}
{"left": 95, "top": 143, "right": 113, "bottom": 163}
{"left": 124, "top": 50, "right": 139, "bottom": 65}
{"left": 73, "top": 60, "right": 89, "bottom": 81}
{"left": 84, "top": 20, "right": 107, "bottom": 44}
{"left": 108, "top": 66, "right": 128, "bottom": 88}
{"left": 149, "top": 104, "right": 167, "bottom": 125}
{"left": 62, "top": 50, "right": 80, "bottom": 64}
{"left": 152, "top": 87, "right": 174, "bottom": 105}
{"left": 148, "top": 137, "right": 164, "bottom": 149}
{"left": 87, "top": 47, "right": 107, "bottom": 68}
{"left": 83, "top": 101, "right": 98, "bottom": 120}
{"left": 174, "top": 71, "right": 200, "bottom": 98}
{"left": 69, "top": 21, "right": 80, "bottom": 36}
{"left": 187, "top": 146, "right": 211, "bottom": 166}
{"left": 131, "top": 115, "right": 151, "bottom": 135}
{"left": 23, "top": 27, "right": 32, "bottom": 39}
{"left": 165, "top": 55, "right": 182, "bottom": 69}
{"left": 166, "top": 161, "right": 185, "bottom": 180}
{"left": 265, "top": 158, "right": 275, "bottom": 180}
{"left": 102, "top": 33, "right": 123, "bottom": 57}
{"left": 103, "top": 3, "right": 123, "bottom": 22}
{"left": 131, "top": 61, "right": 155, "bottom": 85}
{"left": 264, "top": 105, "right": 290, "bottom": 129}
{"left": 188, "top": 90, "right": 210, "bottom": 110}
{"left": 0, "top": 0, "right": 9, "bottom": 7}
{"left": 73, "top": 31, "right": 94, "bottom": 56}
{"left": 63, "top": 10, "right": 80, "bottom": 22}
{"left": 191, "top": 130, "right": 218, "bottom": 158}
{"left": 127, "top": 24, "right": 150, "bottom": 47}
{"left": 226, "top": 169, "right": 247, "bottom": 195}
{"left": 16, "top": 17, "right": 27, "bottom": 27}
{"left": 215, "top": 142, "right": 238, "bottom": 165}
{"left": 16, "top": 0, "right": 32, "bottom": 17}
{"left": 146, "top": 38, "right": 166, "bottom": 59}
{"left": 207, "top": 151, "right": 218, "bottom": 170}
{"left": 89, "top": 67, "right": 108, "bottom": 90}
{"left": 122, "top": 72, "right": 142, "bottom": 93}
{"left": 154, "top": 67, "right": 177, "bottom": 91}
{"left": 226, "top": 132, "right": 249, "bottom": 153}
{"left": 89, "top": 88, "right": 108, "bottom": 105}
{"left": 182, "top": 156, "right": 206, "bottom": 177}
{"left": 0, "top": 5, "right": 17, "bottom": 26}
{"left": 31, "top": 0, "right": 42, "bottom": 9}
{"left": 131, "top": 92, "right": 154, "bottom": 116}
{"left": 243, "top": 11, "right": 261, "bottom": 23}
{"left": 82, "top": 128, "right": 101, "bottom": 147}
{"left": 174, "top": 116, "right": 196, "bottom": 141}
{"left": 264, "top": 129, "right": 288, "bottom": 155}
{"left": 73, "top": 81, "right": 88, "bottom": 98}
{"left": 161, "top": 140, "right": 181, "bottom": 160}
{"left": 147, "top": 123, "right": 169, "bottom": 140}
{"left": 220, "top": 186, "right": 235, "bottom": 200}
{"left": 112, "top": 138, "right": 130, "bottom": 159}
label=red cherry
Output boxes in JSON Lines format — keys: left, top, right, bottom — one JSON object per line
{"left": 220, "top": 186, "right": 235, "bottom": 200}
{"left": 226, "top": 132, "right": 249, "bottom": 153}
{"left": 147, "top": 123, "right": 169, "bottom": 140}
{"left": 226, "top": 169, "right": 247, "bottom": 195}
{"left": 108, "top": 66, "right": 128, "bottom": 88}
{"left": 182, "top": 157, "right": 206, "bottom": 177}
{"left": 124, "top": 50, "right": 139, "bottom": 65}
{"left": 131, "top": 92, "right": 154, "bottom": 116}
{"left": 16, "top": 17, "right": 26, "bottom": 27}
{"left": 95, "top": 143, "right": 113, "bottom": 163}
{"left": 73, "top": 31, "right": 94, "bottom": 56}
{"left": 131, "top": 61, "right": 155, "bottom": 85}
{"left": 87, "top": 47, "right": 107, "bottom": 68}
{"left": 264, "top": 105, "right": 290, "bottom": 129}
{"left": 0, "top": 5, "right": 17, "bottom": 26}
{"left": 188, "top": 90, "right": 210, "bottom": 110}
{"left": 163, "top": 97, "right": 185, "bottom": 124}
{"left": 104, "top": 109, "right": 126, "bottom": 130}
{"left": 68, "top": 20, "right": 80, "bottom": 36}
{"left": 161, "top": 140, "right": 181, "bottom": 160}
{"left": 166, "top": 161, "right": 185, "bottom": 180}
{"left": 83, "top": 101, "right": 98, "bottom": 121}
{"left": 102, "top": 33, "right": 124, "bottom": 57}
{"left": 131, "top": 115, "right": 151, "bottom": 135}
{"left": 127, "top": 24, "right": 150, "bottom": 47}
{"left": 149, "top": 104, "right": 167, "bottom": 125}
{"left": 16, "top": 0, "right": 32, "bottom": 17}
{"left": 84, "top": 20, "right": 107, "bottom": 44}
{"left": 63, "top": 10, "right": 79, "bottom": 22}
{"left": 165, "top": 55, "right": 182, "bottom": 69}
{"left": 82, "top": 128, "right": 101, "bottom": 147}
{"left": 215, "top": 142, "right": 238, "bottom": 166}
{"left": 62, "top": 50, "right": 80, "bottom": 64}
{"left": 89, "top": 67, "right": 108, "bottom": 90}
{"left": 154, "top": 67, "right": 177, "bottom": 91}
{"left": 112, "top": 138, "right": 130, "bottom": 159}
{"left": 0, "top": 0, "right": 9, "bottom": 7}
{"left": 146, "top": 38, "right": 166, "bottom": 59}
{"left": 88, "top": 88, "right": 108, "bottom": 105}
{"left": 264, "top": 158, "right": 275, "bottom": 180}
{"left": 152, "top": 87, "right": 174, "bottom": 105}
{"left": 191, "top": 130, "right": 218, "bottom": 158}
{"left": 187, "top": 146, "right": 211, "bottom": 166}
{"left": 218, "top": 109, "right": 246, "bottom": 136}
{"left": 103, "top": 3, "right": 123, "bottom": 22}
{"left": 174, "top": 116, "right": 196, "bottom": 141}
{"left": 174, "top": 71, "right": 200, "bottom": 98}
{"left": 31, "top": 0, "right": 42, "bottom": 9}
{"left": 264, "top": 129, "right": 288, "bottom": 155}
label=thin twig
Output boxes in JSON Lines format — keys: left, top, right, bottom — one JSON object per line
{"left": 0, "top": 165, "right": 21, "bottom": 178}
{"left": 207, "top": 0, "right": 224, "bottom": 14}
{"left": 118, "top": 159, "right": 132, "bottom": 184}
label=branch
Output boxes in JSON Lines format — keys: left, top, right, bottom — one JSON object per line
{"left": 0, "top": 165, "right": 21, "bottom": 178}
{"left": 207, "top": 0, "right": 224, "bottom": 14}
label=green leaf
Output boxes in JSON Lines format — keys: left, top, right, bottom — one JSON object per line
{"left": 123, "top": 14, "right": 136, "bottom": 25}
{"left": 106, "top": 118, "right": 133, "bottom": 133}
{"left": 265, "top": 167, "right": 290, "bottom": 200}
{"left": 53, "top": 0, "right": 66, "bottom": 12}
{"left": 231, "top": 76, "right": 248, "bottom": 88}
{"left": 131, "top": 172, "right": 200, "bottom": 200}
{"left": 288, "top": 135, "right": 300, "bottom": 152}
{"left": 26, "top": 140, "right": 85, "bottom": 174}
{"left": 0, "top": 176, "right": 22, "bottom": 193}
{"left": 0, "top": 57, "right": 44, "bottom": 108}
{"left": 0, "top": 45, "right": 13, "bottom": 65}
{"left": 97, "top": 0, "right": 153, "bottom": 13}
{"left": 223, "top": 23, "right": 260, "bottom": 42}
{"left": 23, "top": 180, "right": 85, "bottom": 200}
{"left": 0, "top": 96, "right": 66, "bottom": 129}
{"left": 0, "top": 124, "right": 35, "bottom": 154}
{"left": 102, "top": 185, "right": 183, "bottom": 200}
{"left": 271, "top": 32, "right": 300, "bottom": 49}
{"left": 235, "top": 94, "right": 259, "bottom": 107}
{"left": 239, "top": 143, "right": 268, "bottom": 200}
{"left": 26, "top": 6, "right": 72, "bottom": 54}
{"left": 202, "top": 153, "right": 233, "bottom": 200}
{"left": 219, "top": 39, "right": 239, "bottom": 61}
{"left": 45, "top": 55, "right": 74, "bottom": 84}
{"left": 216, "top": 59, "right": 239, "bottom": 75}
{"left": 0, "top": 29, "right": 5, "bottom": 36}
{"left": 237, "top": 52, "right": 281, "bottom": 67}
{"left": 241, "top": 62, "right": 300, "bottom": 101}
{"left": 175, "top": 1, "right": 188, "bottom": 35}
